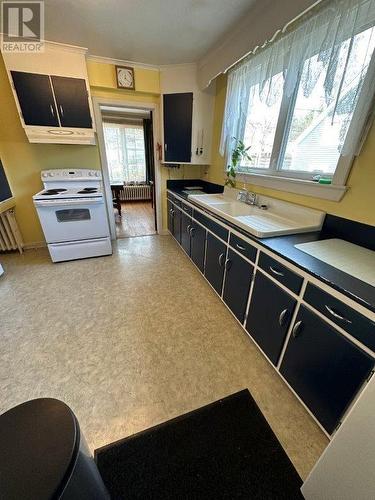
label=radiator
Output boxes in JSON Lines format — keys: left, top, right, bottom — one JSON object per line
{"left": 120, "top": 184, "right": 152, "bottom": 201}
{"left": 0, "top": 208, "right": 23, "bottom": 253}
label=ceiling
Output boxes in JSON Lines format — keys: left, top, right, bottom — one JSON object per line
{"left": 44, "top": 0, "right": 255, "bottom": 65}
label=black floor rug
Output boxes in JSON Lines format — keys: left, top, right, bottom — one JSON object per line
{"left": 95, "top": 389, "right": 303, "bottom": 499}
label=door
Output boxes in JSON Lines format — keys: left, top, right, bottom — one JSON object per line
{"left": 246, "top": 272, "right": 296, "bottom": 365}
{"left": 223, "top": 249, "right": 253, "bottom": 323}
{"left": 181, "top": 212, "right": 192, "bottom": 255}
{"left": 163, "top": 93, "right": 193, "bottom": 162}
{"left": 51, "top": 76, "right": 92, "bottom": 128}
{"left": 204, "top": 233, "right": 226, "bottom": 295}
{"left": 34, "top": 199, "right": 109, "bottom": 243}
{"left": 172, "top": 207, "right": 182, "bottom": 244}
{"left": 280, "top": 305, "right": 374, "bottom": 434}
{"left": 11, "top": 71, "right": 59, "bottom": 126}
{"left": 190, "top": 221, "right": 206, "bottom": 273}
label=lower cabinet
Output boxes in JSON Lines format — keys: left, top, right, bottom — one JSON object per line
{"left": 204, "top": 232, "right": 227, "bottom": 295}
{"left": 190, "top": 221, "right": 206, "bottom": 273}
{"left": 181, "top": 212, "right": 192, "bottom": 255}
{"left": 222, "top": 249, "right": 253, "bottom": 323}
{"left": 167, "top": 200, "right": 174, "bottom": 234}
{"left": 280, "top": 306, "right": 374, "bottom": 434}
{"left": 172, "top": 206, "right": 181, "bottom": 243}
{"left": 246, "top": 272, "right": 296, "bottom": 365}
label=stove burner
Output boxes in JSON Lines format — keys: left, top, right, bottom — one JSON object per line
{"left": 78, "top": 188, "right": 98, "bottom": 194}
{"left": 41, "top": 189, "right": 66, "bottom": 195}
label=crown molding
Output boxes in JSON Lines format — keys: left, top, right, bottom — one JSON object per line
{"left": 87, "top": 54, "right": 160, "bottom": 71}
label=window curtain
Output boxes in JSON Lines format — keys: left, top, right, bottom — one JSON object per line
{"left": 143, "top": 116, "right": 155, "bottom": 183}
{"left": 103, "top": 123, "right": 147, "bottom": 184}
{"left": 220, "top": 0, "right": 375, "bottom": 158}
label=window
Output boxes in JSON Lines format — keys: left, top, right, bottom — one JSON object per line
{"left": 103, "top": 123, "right": 146, "bottom": 183}
{"left": 221, "top": 0, "right": 375, "bottom": 198}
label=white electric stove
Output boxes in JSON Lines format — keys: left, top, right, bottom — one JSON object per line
{"left": 33, "top": 169, "right": 112, "bottom": 262}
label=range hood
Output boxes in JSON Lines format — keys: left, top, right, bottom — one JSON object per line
{"left": 25, "top": 126, "right": 96, "bottom": 145}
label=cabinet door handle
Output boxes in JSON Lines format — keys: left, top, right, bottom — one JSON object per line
{"left": 325, "top": 305, "right": 352, "bottom": 324}
{"left": 190, "top": 227, "right": 195, "bottom": 237}
{"left": 278, "top": 309, "right": 289, "bottom": 327}
{"left": 187, "top": 224, "right": 192, "bottom": 233}
{"left": 218, "top": 253, "right": 225, "bottom": 267}
{"left": 236, "top": 243, "right": 246, "bottom": 251}
{"left": 164, "top": 143, "right": 168, "bottom": 151}
{"left": 50, "top": 104, "right": 55, "bottom": 116}
{"left": 224, "top": 258, "right": 232, "bottom": 271}
{"left": 292, "top": 320, "right": 303, "bottom": 338}
{"left": 269, "top": 265, "right": 284, "bottom": 277}
{"left": 59, "top": 104, "right": 64, "bottom": 117}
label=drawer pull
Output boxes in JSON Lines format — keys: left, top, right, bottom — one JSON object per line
{"left": 278, "top": 309, "right": 289, "bottom": 327}
{"left": 269, "top": 265, "right": 284, "bottom": 277}
{"left": 218, "top": 253, "right": 225, "bottom": 267}
{"left": 292, "top": 320, "right": 303, "bottom": 338}
{"left": 236, "top": 243, "right": 246, "bottom": 251}
{"left": 325, "top": 305, "right": 352, "bottom": 324}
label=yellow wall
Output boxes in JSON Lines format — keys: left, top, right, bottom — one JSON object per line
{"left": 208, "top": 74, "right": 375, "bottom": 226}
{"left": 0, "top": 55, "right": 163, "bottom": 245}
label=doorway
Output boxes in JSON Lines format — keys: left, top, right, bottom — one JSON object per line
{"left": 93, "top": 98, "right": 161, "bottom": 241}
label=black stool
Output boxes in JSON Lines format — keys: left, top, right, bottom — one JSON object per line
{"left": 0, "top": 398, "right": 109, "bottom": 499}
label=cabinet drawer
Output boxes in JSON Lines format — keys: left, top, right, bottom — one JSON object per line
{"left": 258, "top": 253, "right": 303, "bottom": 294}
{"left": 193, "top": 210, "right": 228, "bottom": 242}
{"left": 304, "top": 283, "right": 375, "bottom": 352}
{"left": 181, "top": 202, "right": 193, "bottom": 216}
{"left": 229, "top": 234, "right": 257, "bottom": 262}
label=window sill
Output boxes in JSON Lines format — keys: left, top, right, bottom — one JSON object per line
{"left": 235, "top": 172, "right": 347, "bottom": 202}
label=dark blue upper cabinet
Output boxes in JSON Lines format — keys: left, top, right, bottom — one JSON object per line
{"left": 11, "top": 71, "right": 59, "bottom": 127}
{"left": 163, "top": 93, "right": 193, "bottom": 162}
{"left": 280, "top": 306, "right": 374, "bottom": 434}
{"left": 51, "top": 76, "right": 92, "bottom": 128}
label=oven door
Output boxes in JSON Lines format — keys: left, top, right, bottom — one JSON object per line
{"left": 34, "top": 198, "right": 110, "bottom": 243}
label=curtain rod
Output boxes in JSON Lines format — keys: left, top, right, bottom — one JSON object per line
{"left": 226, "top": 0, "right": 324, "bottom": 74}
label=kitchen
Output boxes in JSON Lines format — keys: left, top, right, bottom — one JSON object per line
{"left": 0, "top": 0, "right": 375, "bottom": 498}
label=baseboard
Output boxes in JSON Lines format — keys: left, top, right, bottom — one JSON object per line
{"left": 23, "top": 241, "right": 47, "bottom": 250}
{"left": 158, "top": 229, "right": 170, "bottom": 236}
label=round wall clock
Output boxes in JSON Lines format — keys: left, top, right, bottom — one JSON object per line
{"left": 115, "top": 65, "right": 135, "bottom": 90}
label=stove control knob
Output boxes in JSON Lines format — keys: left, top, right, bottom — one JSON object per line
{"left": 95, "top": 172, "right": 100, "bottom": 177}
{"left": 88, "top": 171, "right": 94, "bottom": 176}
{"left": 42, "top": 173, "right": 47, "bottom": 177}
{"left": 49, "top": 172, "right": 54, "bottom": 177}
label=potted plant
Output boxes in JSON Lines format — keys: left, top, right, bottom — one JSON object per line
{"left": 225, "top": 138, "right": 252, "bottom": 187}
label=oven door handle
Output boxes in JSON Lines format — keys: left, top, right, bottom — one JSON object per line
{"left": 35, "top": 198, "right": 104, "bottom": 207}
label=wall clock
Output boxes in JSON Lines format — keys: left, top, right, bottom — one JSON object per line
{"left": 115, "top": 65, "right": 135, "bottom": 90}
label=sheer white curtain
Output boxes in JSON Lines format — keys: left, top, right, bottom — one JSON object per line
{"left": 103, "top": 123, "right": 146, "bottom": 183}
{"left": 220, "top": 0, "right": 375, "bottom": 158}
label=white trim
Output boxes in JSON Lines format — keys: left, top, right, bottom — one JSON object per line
{"left": 92, "top": 96, "right": 162, "bottom": 240}
{"left": 235, "top": 172, "right": 347, "bottom": 201}
{"left": 87, "top": 54, "right": 160, "bottom": 71}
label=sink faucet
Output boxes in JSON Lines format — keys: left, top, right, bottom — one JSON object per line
{"left": 237, "top": 189, "right": 257, "bottom": 206}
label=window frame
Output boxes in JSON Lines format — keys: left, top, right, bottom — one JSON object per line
{"left": 234, "top": 37, "right": 375, "bottom": 200}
